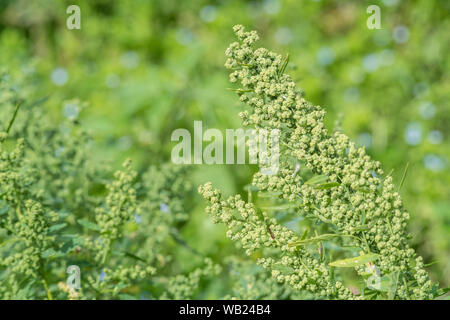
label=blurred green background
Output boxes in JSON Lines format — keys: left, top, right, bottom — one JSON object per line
{"left": 0, "top": 0, "right": 448, "bottom": 291}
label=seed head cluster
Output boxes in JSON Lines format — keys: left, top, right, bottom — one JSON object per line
{"left": 200, "top": 25, "right": 434, "bottom": 299}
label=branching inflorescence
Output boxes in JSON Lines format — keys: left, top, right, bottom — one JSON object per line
{"left": 0, "top": 77, "right": 219, "bottom": 300}
{"left": 199, "top": 25, "right": 435, "bottom": 300}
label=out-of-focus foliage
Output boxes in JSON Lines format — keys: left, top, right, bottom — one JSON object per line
{"left": 0, "top": 0, "right": 448, "bottom": 298}
{"left": 0, "top": 78, "right": 222, "bottom": 299}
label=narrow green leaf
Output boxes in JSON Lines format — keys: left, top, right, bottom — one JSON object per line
{"left": 16, "top": 279, "right": 36, "bottom": 299}
{"left": 6, "top": 101, "right": 22, "bottom": 134}
{"left": 0, "top": 205, "right": 9, "bottom": 216}
{"left": 315, "top": 182, "right": 340, "bottom": 190}
{"left": 323, "top": 242, "right": 360, "bottom": 252}
{"left": 240, "top": 63, "right": 255, "bottom": 68}
{"left": 304, "top": 175, "right": 328, "bottom": 186}
{"left": 360, "top": 211, "right": 366, "bottom": 225}
{"left": 329, "top": 253, "right": 380, "bottom": 268}
{"left": 257, "top": 191, "right": 282, "bottom": 198}
{"left": 0, "top": 237, "right": 21, "bottom": 248}
{"left": 259, "top": 204, "right": 294, "bottom": 211}
{"left": 278, "top": 54, "right": 289, "bottom": 75}
{"left": 77, "top": 219, "right": 101, "bottom": 231}
{"left": 228, "top": 88, "right": 252, "bottom": 93}
{"left": 273, "top": 265, "right": 295, "bottom": 274}
{"left": 289, "top": 234, "right": 340, "bottom": 247}
{"left": 41, "top": 248, "right": 58, "bottom": 258}
{"left": 59, "top": 239, "right": 79, "bottom": 254}
{"left": 435, "top": 287, "right": 450, "bottom": 297}
{"left": 28, "top": 95, "right": 50, "bottom": 108}
{"left": 300, "top": 228, "right": 309, "bottom": 240}
{"left": 58, "top": 234, "right": 85, "bottom": 246}
{"left": 424, "top": 260, "right": 439, "bottom": 267}
{"left": 112, "top": 250, "right": 148, "bottom": 263}
{"left": 398, "top": 162, "right": 409, "bottom": 192}
{"left": 48, "top": 223, "right": 67, "bottom": 233}
{"left": 123, "top": 251, "right": 148, "bottom": 263}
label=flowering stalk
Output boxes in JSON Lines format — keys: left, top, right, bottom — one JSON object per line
{"left": 199, "top": 25, "right": 435, "bottom": 300}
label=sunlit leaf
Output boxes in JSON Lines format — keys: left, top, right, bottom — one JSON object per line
{"left": 315, "top": 182, "right": 340, "bottom": 190}
{"left": 48, "top": 223, "right": 67, "bottom": 233}
{"left": 289, "top": 234, "right": 340, "bottom": 247}
{"left": 77, "top": 219, "right": 101, "bottom": 231}
{"left": 329, "top": 253, "right": 380, "bottom": 268}
{"left": 304, "top": 175, "right": 328, "bottom": 186}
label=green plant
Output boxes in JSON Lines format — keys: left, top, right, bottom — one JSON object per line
{"left": 199, "top": 25, "right": 446, "bottom": 300}
{"left": 0, "top": 12, "right": 447, "bottom": 299}
{"left": 0, "top": 77, "right": 220, "bottom": 299}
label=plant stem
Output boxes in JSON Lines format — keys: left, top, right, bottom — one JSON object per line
{"left": 41, "top": 277, "right": 53, "bottom": 300}
{"left": 6, "top": 101, "right": 22, "bottom": 134}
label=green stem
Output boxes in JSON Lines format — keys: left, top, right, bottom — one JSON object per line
{"left": 41, "top": 276, "right": 53, "bottom": 300}
{"left": 6, "top": 101, "right": 22, "bottom": 134}
{"left": 362, "top": 233, "right": 371, "bottom": 253}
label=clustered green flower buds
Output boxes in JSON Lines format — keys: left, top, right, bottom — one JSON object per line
{"left": 0, "top": 77, "right": 218, "bottom": 300}
{"left": 162, "top": 258, "right": 221, "bottom": 300}
{"left": 200, "top": 25, "right": 435, "bottom": 300}
{"left": 224, "top": 257, "right": 309, "bottom": 300}
{"left": 93, "top": 159, "right": 138, "bottom": 263}
{"left": 199, "top": 182, "right": 355, "bottom": 299}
